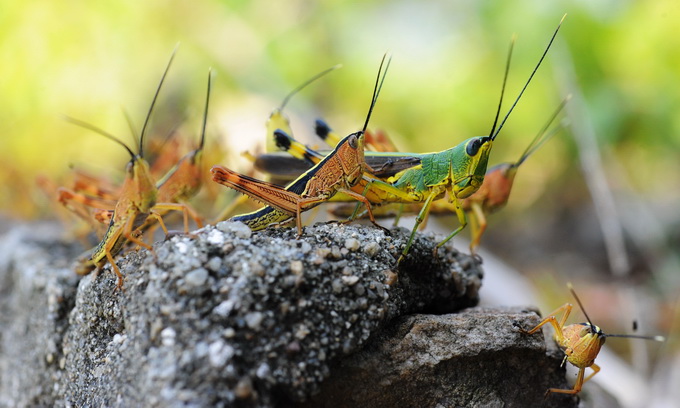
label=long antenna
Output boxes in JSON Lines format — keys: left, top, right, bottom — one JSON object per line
{"left": 514, "top": 94, "right": 571, "bottom": 167}
{"left": 199, "top": 68, "right": 213, "bottom": 151}
{"left": 121, "top": 107, "right": 139, "bottom": 152}
{"left": 492, "top": 14, "right": 566, "bottom": 140}
{"left": 568, "top": 282, "right": 595, "bottom": 326}
{"left": 63, "top": 116, "right": 136, "bottom": 159}
{"left": 278, "top": 64, "right": 341, "bottom": 111}
{"left": 139, "top": 45, "right": 178, "bottom": 158}
{"left": 361, "top": 53, "right": 391, "bottom": 133}
{"left": 487, "top": 36, "right": 515, "bottom": 139}
{"left": 568, "top": 282, "right": 666, "bottom": 342}
{"left": 606, "top": 333, "right": 665, "bottom": 341}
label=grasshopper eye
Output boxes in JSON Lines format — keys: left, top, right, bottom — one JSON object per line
{"left": 466, "top": 138, "right": 482, "bottom": 156}
{"left": 348, "top": 134, "right": 359, "bottom": 149}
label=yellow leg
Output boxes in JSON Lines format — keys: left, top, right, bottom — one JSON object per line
{"left": 468, "top": 202, "right": 487, "bottom": 254}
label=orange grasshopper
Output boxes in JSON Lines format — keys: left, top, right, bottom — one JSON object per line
{"left": 517, "top": 283, "right": 664, "bottom": 397}
{"left": 459, "top": 96, "right": 569, "bottom": 252}
{"left": 211, "top": 55, "right": 393, "bottom": 235}
{"left": 74, "top": 51, "right": 206, "bottom": 288}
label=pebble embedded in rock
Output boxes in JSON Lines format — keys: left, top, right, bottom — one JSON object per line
{"left": 290, "top": 260, "right": 303, "bottom": 275}
{"left": 344, "top": 238, "right": 360, "bottom": 251}
{"left": 160, "top": 327, "right": 176, "bottom": 347}
{"left": 342, "top": 275, "right": 360, "bottom": 286}
{"left": 244, "top": 311, "right": 264, "bottom": 330}
{"left": 216, "top": 221, "right": 252, "bottom": 239}
{"left": 363, "top": 241, "right": 380, "bottom": 256}
{"left": 185, "top": 268, "right": 209, "bottom": 287}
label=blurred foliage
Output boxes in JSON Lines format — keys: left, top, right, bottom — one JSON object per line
{"left": 1, "top": 0, "right": 679, "bottom": 403}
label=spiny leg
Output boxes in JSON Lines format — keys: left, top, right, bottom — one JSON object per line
{"left": 337, "top": 188, "right": 388, "bottom": 233}
{"left": 433, "top": 196, "right": 467, "bottom": 258}
{"left": 468, "top": 202, "right": 487, "bottom": 254}
{"left": 398, "top": 189, "right": 438, "bottom": 264}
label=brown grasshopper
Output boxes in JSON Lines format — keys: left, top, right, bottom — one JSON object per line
{"left": 517, "top": 283, "right": 665, "bottom": 397}
{"left": 74, "top": 50, "right": 180, "bottom": 288}
{"left": 211, "top": 55, "right": 392, "bottom": 235}
{"left": 60, "top": 68, "right": 213, "bottom": 239}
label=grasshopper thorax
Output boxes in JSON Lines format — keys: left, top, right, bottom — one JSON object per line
{"left": 559, "top": 322, "right": 606, "bottom": 369}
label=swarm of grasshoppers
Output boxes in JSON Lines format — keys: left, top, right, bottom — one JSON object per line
{"left": 226, "top": 16, "right": 566, "bottom": 264}
{"left": 60, "top": 17, "right": 572, "bottom": 280}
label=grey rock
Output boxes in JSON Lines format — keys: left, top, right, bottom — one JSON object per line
{"left": 297, "top": 307, "right": 578, "bottom": 408}
{"left": 0, "top": 221, "right": 483, "bottom": 407}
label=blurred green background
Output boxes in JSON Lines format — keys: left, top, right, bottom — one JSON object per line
{"left": 1, "top": 0, "right": 678, "bottom": 405}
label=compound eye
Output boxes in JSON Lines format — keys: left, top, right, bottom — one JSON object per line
{"left": 466, "top": 138, "right": 482, "bottom": 156}
{"left": 348, "top": 134, "right": 359, "bottom": 149}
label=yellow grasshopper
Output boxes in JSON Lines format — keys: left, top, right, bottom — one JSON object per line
{"left": 211, "top": 55, "right": 393, "bottom": 235}
{"left": 517, "top": 283, "right": 665, "bottom": 397}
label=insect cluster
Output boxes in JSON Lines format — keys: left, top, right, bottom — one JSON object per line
{"left": 55, "top": 15, "right": 665, "bottom": 399}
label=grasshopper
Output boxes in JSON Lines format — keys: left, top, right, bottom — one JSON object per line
{"left": 60, "top": 68, "right": 213, "bottom": 239}
{"left": 211, "top": 55, "right": 392, "bottom": 235}
{"left": 265, "top": 64, "right": 341, "bottom": 154}
{"left": 213, "top": 65, "right": 341, "bottom": 222}
{"left": 73, "top": 51, "right": 183, "bottom": 288}
{"left": 516, "top": 283, "right": 664, "bottom": 397}
{"left": 459, "top": 95, "right": 569, "bottom": 252}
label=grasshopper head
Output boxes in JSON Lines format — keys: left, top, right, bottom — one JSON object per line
{"left": 115, "top": 155, "right": 157, "bottom": 216}
{"left": 450, "top": 136, "right": 493, "bottom": 199}
{"left": 560, "top": 322, "right": 605, "bottom": 369}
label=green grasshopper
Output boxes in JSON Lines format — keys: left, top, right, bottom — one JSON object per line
{"left": 211, "top": 55, "right": 392, "bottom": 235}
{"left": 362, "top": 18, "right": 565, "bottom": 262}
{"left": 517, "top": 283, "right": 664, "bottom": 397}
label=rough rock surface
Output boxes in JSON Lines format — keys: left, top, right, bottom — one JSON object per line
{"left": 298, "top": 307, "right": 578, "bottom": 408}
{"left": 0, "top": 221, "right": 576, "bottom": 407}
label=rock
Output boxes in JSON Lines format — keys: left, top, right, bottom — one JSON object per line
{"left": 297, "top": 307, "right": 578, "bottom": 408}
{"left": 0, "top": 221, "right": 484, "bottom": 407}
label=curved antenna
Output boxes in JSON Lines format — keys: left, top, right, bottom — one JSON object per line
{"left": 362, "top": 54, "right": 391, "bottom": 133}
{"left": 514, "top": 94, "right": 571, "bottom": 167}
{"left": 199, "top": 68, "right": 213, "bottom": 150}
{"left": 278, "top": 64, "right": 342, "bottom": 111}
{"left": 63, "top": 115, "right": 136, "bottom": 159}
{"left": 492, "top": 14, "right": 566, "bottom": 140}
{"left": 487, "top": 36, "right": 515, "bottom": 139}
{"left": 567, "top": 282, "right": 595, "bottom": 326}
{"left": 139, "top": 45, "right": 179, "bottom": 158}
